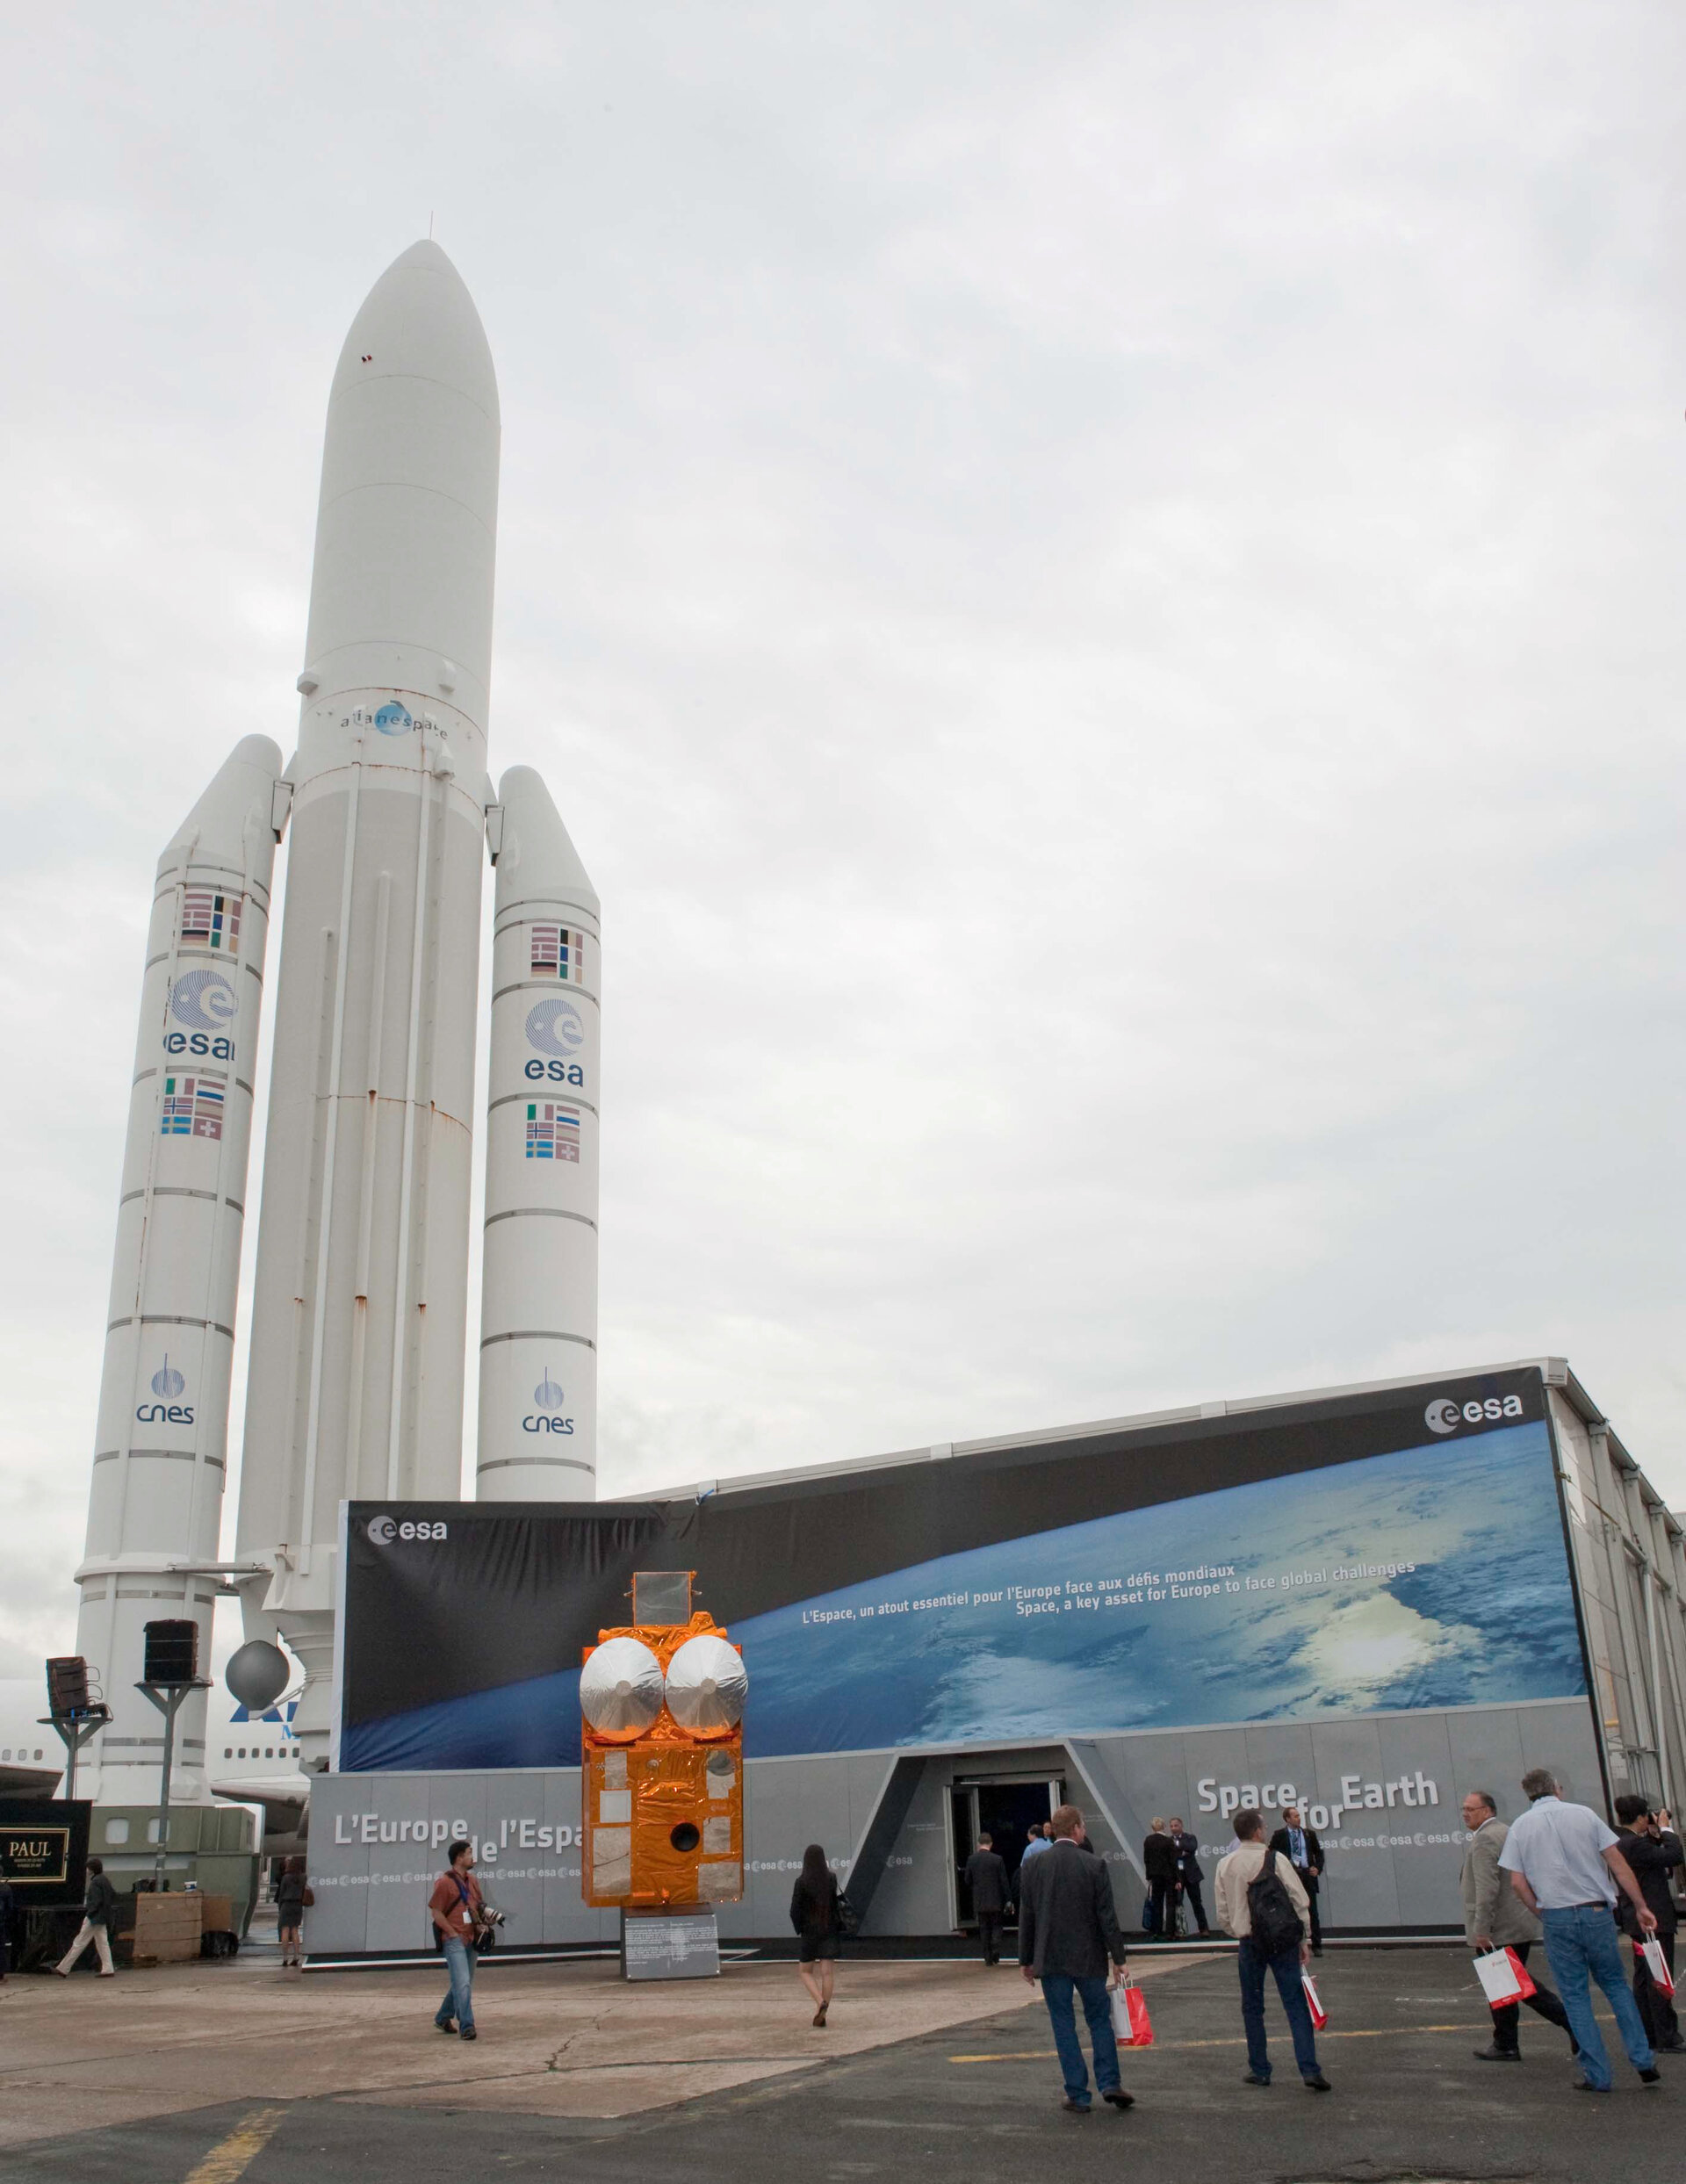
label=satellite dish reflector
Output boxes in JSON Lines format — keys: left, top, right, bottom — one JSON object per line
{"left": 580, "top": 1637, "right": 665, "bottom": 1740}
{"left": 226, "top": 1640, "right": 291, "bottom": 1712}
{"left": 664, "top": 1633, "right": 747, "bottom": 1732}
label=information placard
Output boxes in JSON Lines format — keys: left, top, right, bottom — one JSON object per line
{"left": 621, "top": 1907, "right": 720, "bottom": 1981}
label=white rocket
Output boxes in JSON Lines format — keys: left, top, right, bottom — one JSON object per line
{"left": 70, "top": 240, "right": 606, "bottom": 1791}
{"left": 70, "top": 738, "right": 283, "bottom": 1805}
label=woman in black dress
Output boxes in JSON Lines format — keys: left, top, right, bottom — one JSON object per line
{"left": 789, "top": 1842, "right": 842, "bottom": 2025}
{"left": 276, "top": 1856, "right": 308, "bottom": 1969}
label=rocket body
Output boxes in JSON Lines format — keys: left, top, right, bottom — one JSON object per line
{"left": 478, "top": 768, "right": 601, "bottom": 1498}
{"left": 72, "top": 737, "right": 282, "bottom": 1805}
{"left": 234, "top": 243, "right": 501, "bottom": 1755}
{"left": 76, "top": 241, "right": 603, "bottom": 1789}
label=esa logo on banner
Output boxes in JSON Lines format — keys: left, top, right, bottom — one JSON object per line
{"left": 366, "top": 1514, "right": 449, "bottom": 1544}
{"left": 1425, "top": 1394, "right": 1524, "bottom": 1435}
{"left": 165, "top": 968, "right": 237, "bottom": 1061}
{"left": 524, "top": 998, "right": 586, "bottom": 1086}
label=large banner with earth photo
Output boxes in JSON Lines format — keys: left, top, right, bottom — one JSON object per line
{"left": 336, "top": 1366, "right": 1585, "bottom": 1772}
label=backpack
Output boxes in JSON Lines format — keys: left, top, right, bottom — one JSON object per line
{"left": 1245, "top": 1850, "right": 1305, "bottom": 1958}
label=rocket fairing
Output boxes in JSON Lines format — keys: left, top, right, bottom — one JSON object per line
{"left": 478, "top": 767, "right": 601, "bottom": 1499}
{"left": 71, "top": 737, "right": 283, "bottom": 1806}
{"left": 234, "top": 241, "right": 501, "bottom": 1759}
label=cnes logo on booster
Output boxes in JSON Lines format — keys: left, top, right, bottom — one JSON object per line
{"left": 366, "top": 1514, "right": 448, "bottom": 1544}
{"left": 1425, "top": 1394, "right": 1524, "bottom": 1435}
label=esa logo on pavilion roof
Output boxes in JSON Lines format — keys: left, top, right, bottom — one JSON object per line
{"left": 1425, "top": 1394, "right": 1524, "bottom": 1435}
{"left": 366, "top": 1513, "right": 448, "bottom": 1544}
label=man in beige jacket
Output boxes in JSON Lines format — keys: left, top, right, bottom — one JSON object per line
{"left": 1215, "top": 1809, "right": 1329, "bottom": 2090}
{"left": 1459, "top": 1788, "right": 1574, "bottom": 2062}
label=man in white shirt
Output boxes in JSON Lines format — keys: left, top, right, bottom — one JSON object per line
{"left": 1215, "top": 1808, "right": 1330, "bottom": 2091}
{"left": 1014, "top": 1821, "right": 1053, "bottom": 1909}
{"left": 1498, "top": 1767, "right": 1660, "bottom": 2093}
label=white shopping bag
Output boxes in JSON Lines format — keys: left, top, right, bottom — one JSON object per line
{"left": 1473, "top": 1949, "right": 1524, "bottom": 2005}
{"left": 1641, "top": 1937, "right": 1675, "bottom": 1997}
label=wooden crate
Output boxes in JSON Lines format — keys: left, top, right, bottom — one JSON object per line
{"left": 197, "top": 1894, "right": 234, "bottom": 1936}
{"left": 131, "top": 1892, "right": 203, "bottom": 1965}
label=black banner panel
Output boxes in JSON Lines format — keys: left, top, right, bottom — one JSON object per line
{"left": 340, "top": 1367, "right": 1579, "bottom": 1771}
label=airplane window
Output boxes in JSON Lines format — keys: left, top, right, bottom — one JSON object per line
{"left": 33, "top": 1748, "right": 43, "bottom": 1759}
{"left": 1, "top": 1748, "right": 11, "bottom": 1760}
{"left": 238, "top": 1747, "right": 246, "bottom": 1757}
{"left": 224, "top": 1747, "right": 233, "bottom": 1757}
{"left": 265, "top": 1748, "right": 274, "bottom": 1759}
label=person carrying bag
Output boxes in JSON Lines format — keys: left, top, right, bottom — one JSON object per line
{"left": 1215, "top": 1807, "right": 1330, "bottom": 2091}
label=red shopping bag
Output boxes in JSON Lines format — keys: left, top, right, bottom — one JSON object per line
{"left": 1109, "top": 1977, "right": 1154, "bottom": 2047}
{"left": 1301, "top": 1971, "right": 1328, "bottom": 2029}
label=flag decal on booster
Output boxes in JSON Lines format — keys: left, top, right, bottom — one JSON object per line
{"left": 525, "top": 1103, "right": 580, "bottom": 1160}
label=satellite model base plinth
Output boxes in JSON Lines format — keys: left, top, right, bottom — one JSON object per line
{"left": 620, "top": 1904, "right": 721, "bottom": 1981}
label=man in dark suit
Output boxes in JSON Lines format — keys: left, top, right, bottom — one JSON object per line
{"left": 1170, "top": 1817, "right": 1210, "bottom": 1936}
{"left": 1268, "top": 1806, "right": 1325, "bottom": 1956}
{"left": 1614, "top": 1796, "right": 1684, "bottom": 2051}
{"left": 1019, "top": 1804, "right": 1134, "bottom": 2113}
{"left": 963, "top": 1831, "right": 1012, "bottom": 1966}
{"left": 1142, "top": 1819, "right": 1180, "bottom": 1940}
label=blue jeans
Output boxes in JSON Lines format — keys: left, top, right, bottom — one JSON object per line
{"left": 436, "top": 1935, "right": 476, "bottom": 2033}
{"left": 1539, "top": 1905, "right": 1653, "bottom": 2087}
{"left": 1041, "top": 1973, "right": 1120, "bottom": 2104}
{"left": 1237, "top": 1938, "right": 1320, "bottom": 2080}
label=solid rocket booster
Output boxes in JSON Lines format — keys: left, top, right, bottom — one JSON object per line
{"left": 478, "top": 767, "right": 601, "bottom": 1498}
{"left": 72, "top": 736, "right": 283, "bottom": 1805}
{"left": 235, "top": 242, "right": 500, "bottom": 1756}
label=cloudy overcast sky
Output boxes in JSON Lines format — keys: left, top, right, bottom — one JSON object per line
{"left": 1, "top": 4, "right": 1681, "bottom": 1676}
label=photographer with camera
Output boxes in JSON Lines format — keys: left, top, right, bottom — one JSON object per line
{"left": 429, "top": 1838, "right": 487, "bottom": 2041}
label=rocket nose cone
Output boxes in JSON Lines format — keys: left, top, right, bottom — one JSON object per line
{"left": 388, "top": 237, "right": 458, "bottom": 275}
{"left": 495, "top": 768, "right": 600, "bottom": 911}
{"left": 331, "top": 236, "right": 499, "bottom": 427}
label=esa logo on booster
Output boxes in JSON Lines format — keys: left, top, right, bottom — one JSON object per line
{"left": 524, "top": 998, "right": 586, "bottom": 1086}
{"left": 165, "top": 969, "right": 238, "bottom": 1061}
{"left": 1425, "top": 1394, "right": 1524, "bottom": 1435}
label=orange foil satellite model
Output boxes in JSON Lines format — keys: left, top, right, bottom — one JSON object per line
{"left": 580, "top": 1570, "right": 747, "bottom": 1908}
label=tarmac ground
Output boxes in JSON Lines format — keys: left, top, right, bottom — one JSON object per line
{"left": 0, "top": 1937, "right": 1677, "bottom": 2181}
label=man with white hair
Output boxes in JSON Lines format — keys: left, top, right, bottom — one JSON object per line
{"left": 1499, "top": 1768, "right": 1660, "bottom": 2093}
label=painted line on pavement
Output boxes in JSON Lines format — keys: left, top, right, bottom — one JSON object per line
{"left": 949, "top": 2024, "right": 1477, "bottom": 2059}
{"left": 181, "top": 2105, "right": 287, "bottom": 2183}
